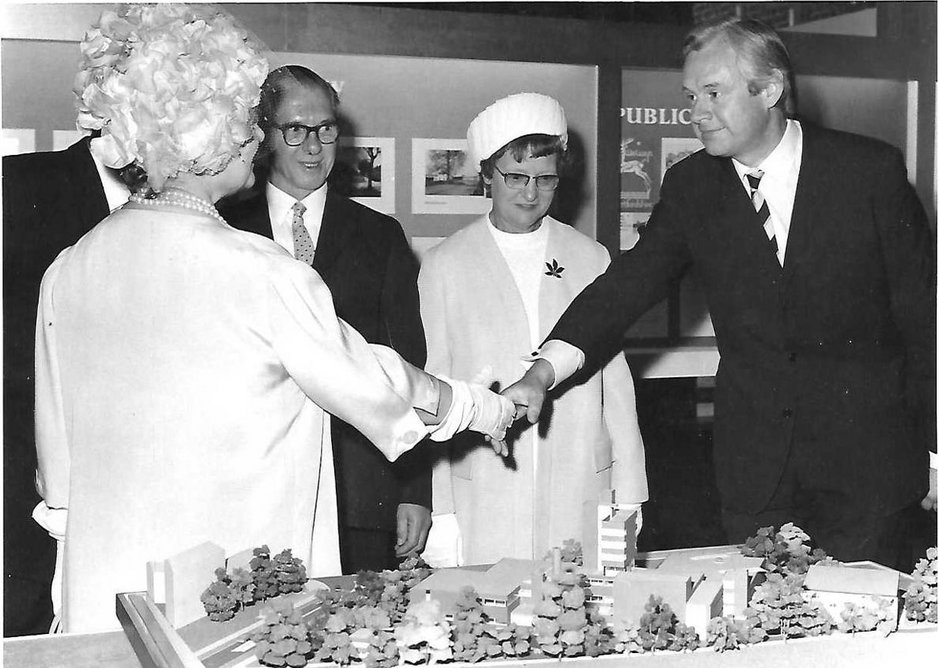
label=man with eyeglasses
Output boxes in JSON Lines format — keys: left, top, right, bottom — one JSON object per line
{"left": 418, "top": 92, "right": 647, "bottom": 567}
{"left": 219, "top": 65, "right": 431, "bottom": 574}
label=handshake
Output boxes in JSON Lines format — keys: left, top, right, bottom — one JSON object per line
{"left": 433, "top": 361, "right": 554, "bottom": 457}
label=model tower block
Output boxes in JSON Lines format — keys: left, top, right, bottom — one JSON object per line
{"left": 582, "top": 489, "right": 638, "bottom": 577}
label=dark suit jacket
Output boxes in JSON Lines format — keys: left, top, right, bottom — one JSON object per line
{"left": 219, "top": 185, "right": 430, "bottom": 533}
{"left": 3, "top": 138, "right": 110, "bottom": 630}
{"left": 550, "top": 124, "right": 936, "bottom": 516}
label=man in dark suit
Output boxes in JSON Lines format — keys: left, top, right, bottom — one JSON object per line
{"left": 3, "top": 136, "right": 127, "bottom": 635}
{"left": 506, "top": 18, "right": 936, "bottom": 571}
{"left": 219, "top": 66, "right": 431, "bottom": 573}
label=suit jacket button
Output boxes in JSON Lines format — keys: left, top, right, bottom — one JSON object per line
{"left": 788, "top": 352, "right": 796, "bottom": 362}
{"left": 782, "top": 408, "right": 793, "bottom": 418}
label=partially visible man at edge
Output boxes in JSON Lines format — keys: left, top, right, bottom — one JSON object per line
{"left": 3, "top": 135, "right": 129, "bottom": 635}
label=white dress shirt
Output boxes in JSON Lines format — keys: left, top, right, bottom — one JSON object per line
{"left": 731, "top": 119, "right": 803, "bottom": 266}
{"left": 90, "top": 149, "right": 130, "bottom": 213}
{"left": 267, "top": 182, "right": 328, "bottom": 259}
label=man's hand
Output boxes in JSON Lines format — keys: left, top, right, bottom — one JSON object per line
{"left": 395, "top": 503, "right": 432, "bottom": 557}
{"left": 501, "top": 358, "right": 555, "bottom": 424}
{"left": 921, "top": 465, "right": 937, "bottom": 512}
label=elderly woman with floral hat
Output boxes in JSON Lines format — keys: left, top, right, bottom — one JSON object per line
{"left": 419, "top": 93, "right": 648, "bottom": 566}
{"left": 33, "top": 4, "right": 513, "bottom": 633}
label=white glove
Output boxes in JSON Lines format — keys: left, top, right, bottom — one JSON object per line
{"left": 32, "top": 501, "right": 66, "bottom": 630}
{"left": 429, "top": 375, "right": 515, "bottom": 445}
{"left": 421, "top": 513, "right": 464, "bottom": 568}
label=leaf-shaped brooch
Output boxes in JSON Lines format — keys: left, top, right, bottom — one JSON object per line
{"left": 544, "top": 258, "right": 565, "bottom": 279}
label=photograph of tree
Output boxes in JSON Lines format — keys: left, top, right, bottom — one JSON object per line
{"left": 332, "top": 137, "right": 396, "bottom": 214}
{"left": 423, "top": 149, "right": 481, "bottom": 196}
{"left": 411, "top": 138, "right": 491, "bottom": 215}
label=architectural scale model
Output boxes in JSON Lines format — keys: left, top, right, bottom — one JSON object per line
{"left": 119, "top": 490, "right": 935, "bottom": 667}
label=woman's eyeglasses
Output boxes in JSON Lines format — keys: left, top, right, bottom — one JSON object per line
{"left": 493, "top": 165, "right": 560, "bottom": 191}
{"left": 276, "top": 121, "right": 340, "bottom": 146}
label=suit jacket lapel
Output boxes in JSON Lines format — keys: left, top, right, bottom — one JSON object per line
{"left": 239, "top": 187, "right": 276, "bottom": 239}
{"left": 782, "top": 125, "right": 825, "bottom": 286}
{"left": 313, "top": 190, "right": 357, "bottom": 278}
{"left": 716, "top": 157, "right": 783, "bottom": 276}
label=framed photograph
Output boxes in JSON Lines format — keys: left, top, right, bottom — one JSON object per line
{"left": 660, "top": 137, "right": 703, "bottom": 183}
{"left": 333, "top": 136, "right": 395, "bottom": 215}
{"left": 53, "top": 130, "right": 86, "bottom": 151}
{"left": 411, "top": 138, "right": 490, "bottom": 215}
{"left": 1, "top": 128, "right": 35, "bottom": 156}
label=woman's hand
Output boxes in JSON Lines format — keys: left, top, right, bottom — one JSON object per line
{"left": 426, "top": 377, "right": 516, "bottom": 453}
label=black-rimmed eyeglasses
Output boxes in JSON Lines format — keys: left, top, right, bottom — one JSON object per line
{"left": 275, "top": 121, "right": 340, "bottom": 146}
{"left": 493, "top": 165, "right": 560, "bottom": 191}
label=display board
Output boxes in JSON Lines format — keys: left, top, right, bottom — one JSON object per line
{"left": 1, "top": 40, "right": 597, "bottom": 248}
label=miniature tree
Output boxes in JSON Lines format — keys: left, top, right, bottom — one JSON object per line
{"left": 450, "top": 587, "right": 492, "bottom": 662}
{"left": 252, "top": 598, "right": 315, "bottom": 667}
{"left": 839, "top": 599, "right": 895, "bottom": 635}
{"left": 313, "top": 607, "right": 360, "bottom": 665}
{"left": 611, "top": 623, "right": 644, "bottom": 654}
{"left": 201, "top": 566, "right": 258, "bottom": 621}
{"left": 532, "top": 556, "right": 612, "bottom": 658}
{"left": 251, "top": 545, "right": 281, "bottom": 602}
{"left": 449, "top": 586, "right": 531, "bottom": 662}
{"left": 746, "top": 571, "right": 834, "bottom": 638}
{"left": 634, "top": 596, "right": 699, "bottom": 652}
{"left": 272, "top": 549, "right": 308, "bottom": 595}
{"left": 201, "top": 567, "right": 240, "bottom": 622}
{"left": 352, "top": 555, "right": 429, "bottom": 623}
{"left": 741, "top": 523, "right": 829, "bottom": 575}
{"left": 705, "top": 615, "right": 766, "bottom": 652}
{"left": 904, "top": 546, "right": 937, "bottom": 623}
{"left": 393, "top": 599, "right": 453, "bottom": 665}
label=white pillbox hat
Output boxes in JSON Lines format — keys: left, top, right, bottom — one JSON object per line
{"left": 466, "top": 92, "right": 568, "bottom": 172}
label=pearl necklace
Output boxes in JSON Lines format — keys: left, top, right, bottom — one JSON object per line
{"left": 130, "top": 188, "right": 227, "bottom": 226}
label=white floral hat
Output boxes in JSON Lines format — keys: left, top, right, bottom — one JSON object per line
{"left": 74, "top": 4, "right": 269, "bottom": 191}
{"left": 466, "top": 93, "right": 568, "bottom": 172}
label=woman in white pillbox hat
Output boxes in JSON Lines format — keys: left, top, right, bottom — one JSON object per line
{"left": 419, "top": 93, "right": 648, "bottom": 566}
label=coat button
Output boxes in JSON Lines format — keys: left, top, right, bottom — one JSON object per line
{"left": 782, "top": 408, "right": 793, "bottom": 418}
{"left": 788, "top": 352, "right": 796, "bottom": 362}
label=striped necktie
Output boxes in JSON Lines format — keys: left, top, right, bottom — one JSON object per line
{"left": 746, "top": 171, "right": 780, "bottom": 263}
{"left": 291, "top": 201, "right": 315, "bottom": 265}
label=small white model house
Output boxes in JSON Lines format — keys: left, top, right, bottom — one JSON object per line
{"left": 651, "top": 545, "right": 765, "bottom": 618}
{"left": 418, "top": 559, "right": 526, "bottom": 623}
{"left": 147, "top": 541, "right": 226, "bottom": 628}
{"left": 612, "top": 569, "right": 699, "bottom": 627}
{"left": 685, "top": 576, "right": 724, "bottom": 634}
{"left": 803, "top": 563, "right": 900, "bottom": 630}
